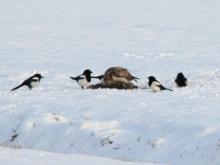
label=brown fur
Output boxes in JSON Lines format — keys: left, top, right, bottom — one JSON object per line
{"left": 88, "top": 81, "right": 138, "bottom": 90}
{"left": 103, "top": 67, "right": 137, "bottom": 83}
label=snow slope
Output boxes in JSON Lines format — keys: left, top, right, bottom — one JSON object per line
{"left": 0, "top": 147, "right": 159, "bottom": 165}
{"left": 1, "top": 0, "right": 220, "bottom": 165}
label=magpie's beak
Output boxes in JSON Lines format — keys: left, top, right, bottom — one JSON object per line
{"left": 41, "top": 76, "right": 44, "bottom": 78}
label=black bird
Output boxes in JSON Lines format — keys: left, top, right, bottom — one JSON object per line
{"left": 175, "top": 72, "right": 187, "bottom": 87}
{"left": 148, "top": 76, "right": 173, "bottom": 92}
{"left": 11, "top": 73, "right": 44, "bottom": 91}
{"left": 70, "top": 69, "right": 93, "bottom": 89}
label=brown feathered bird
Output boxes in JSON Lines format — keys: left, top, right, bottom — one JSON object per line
{"left": 103, "top": 67, "right": 139, "bottom": 83}
{"left": 88, "top": 81, "right": 138, "bottom": 90}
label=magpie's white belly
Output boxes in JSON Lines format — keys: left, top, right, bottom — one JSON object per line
{"left": 77, "top": 78, "right": 90, "bottom": 89}
{"left": 150, "top": 82, "right": 161, "bottom": 92}
{"left": 31, "top": 81, "right": 40, "bottom": 88}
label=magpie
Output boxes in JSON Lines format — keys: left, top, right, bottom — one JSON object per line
{"left": 148, "top": 76, "right": 173, "bottom": 92}
{"left": 11, "top": 73, "right": 44, "bottom": 91}
{"left": 175, "top": 72, "right": 187, "bottom": 87}
{"left": 91, "top": 75, "right": 104, "bottom": 82}
{"left": 70, "top": 69, "right": 93, "bottom": 89}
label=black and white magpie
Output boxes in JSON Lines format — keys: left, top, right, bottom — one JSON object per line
{"left": 91, "top": 75, "right": 104, "bottom": 83}
{"left": 70, "top": 69, "right": 93, "bottom": 89}
{"left": 11, "top": 73, "right": 44, "bottom": 91}
{"left": 148, "top": 76, "right": 173, "bottom": 92}
{"left": 175, "top": 72, "right": 187, "bottom": 87}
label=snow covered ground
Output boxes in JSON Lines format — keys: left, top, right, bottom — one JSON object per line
{"left": 0, "top": 147, "right": 159, "bottom": 165}
{"left": 1, "top": 0, "right": 220, "bottom": 165}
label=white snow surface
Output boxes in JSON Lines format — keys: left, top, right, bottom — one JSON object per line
{"left": 1, "top": 0, "right": 220, "bottom": 165}
{"left": 0, "top": 147, "right": 160, "bottom": 165}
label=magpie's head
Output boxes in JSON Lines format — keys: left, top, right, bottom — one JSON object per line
{"left": 147, "top": 76, "right": 157, "bottom": 85}
{"left": 148, "top": 76, "right": 156, "bottom": 82}
{"left": 83, "top": 69, "right": 93, "bottom": 76}
{"left": 33, "top": 73, "right": 44, "bottom": 79}
{"left": 176, "top": 72, "right": 185, "bottom": 79}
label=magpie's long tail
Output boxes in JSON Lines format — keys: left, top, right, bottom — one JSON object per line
{"left": 70, "top": 76, "right": 77, "bottom": 80}
{"left": 91, "top": 75, "right": 104, "bottom": 80}
{"left": 166, "top": 88, "right": 173, "bottom": 91}
{"left": 132, "top": 76, "right": 140, "bottom": 82}
{"left": 11, "top": 83, "right": 24, "bottom": 91}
